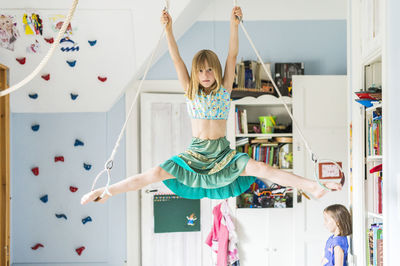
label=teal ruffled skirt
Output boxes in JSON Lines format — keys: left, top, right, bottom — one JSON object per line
{"left": 160, "top": 137, "right": 256, "bottom": 199}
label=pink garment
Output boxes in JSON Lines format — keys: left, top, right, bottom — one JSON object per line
{"left": 220, "top": 201, "right": 240, "bottom": 264}
{"left": 205, "top": 203, "right": 229, "bottom": 266}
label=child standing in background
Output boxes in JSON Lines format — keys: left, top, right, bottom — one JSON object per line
{"left": 322, "top": 204, "right": 352, "bottom": 266}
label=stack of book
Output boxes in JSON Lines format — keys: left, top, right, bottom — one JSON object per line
{"left": 367, "top": 110, "right": 382, "bottom": 156}
{"left": 367, "top": 223, "right": 383, "bottom": 266}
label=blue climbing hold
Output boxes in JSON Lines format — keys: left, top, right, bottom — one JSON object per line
{"left": 83, "top": 163, "right": 92, "bottom": 171}
{"left": 70, "top": 93, "right": 78, "bottom": 100}
{"left": 31, "top": 124, "right": 40, "bottom": 131}
{"left": 74, "top": 139, "right": 84, "bottom": 147}
{"left": 55, "top": 213, "right": 68, "bottom": 220}
{"left": 40, "top": 195, "right": 48, "bottom": 203}
{"left": 82, "top": 216, "right": 92, "bottom": 225}
{"left": 29, "top": 93, "right": 38, "bottom": 99}
{"left": 88, "top": 40, "right": 97, "bottom": 46}
{"left": 66, "top": 60, "right": 76, "bottom": 67}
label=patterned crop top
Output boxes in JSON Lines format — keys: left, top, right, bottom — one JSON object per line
{"left": 186, "top": 87, "right": 231, "bottom": 120}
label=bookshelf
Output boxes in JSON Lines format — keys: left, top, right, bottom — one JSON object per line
{"left": 226, "top": 95, "right": 294, "bottom": 209}
{"left": 351, "top": 0, "right": 384, "bottom": 262}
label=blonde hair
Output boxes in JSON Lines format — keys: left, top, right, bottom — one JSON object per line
{"left": 186, "top": 49, "right": 223, "bottom": 100}
{"left": 324, "top": 204, "right": 352, "bottom": 236}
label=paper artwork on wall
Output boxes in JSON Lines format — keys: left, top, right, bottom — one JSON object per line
{"left": 60, "top": 37, "right": 79, "bottom": 52}
{"left": 49, "top": 14, "right": 75, "bottom": 37}
{"left": 22, "top": 13, "right": 43, "bottom": 36}
{"left": 26, "top": 39, "right": 41, "bottom": 53}
{"left": 0, "top": 14, "right": 20, "bottom": 51}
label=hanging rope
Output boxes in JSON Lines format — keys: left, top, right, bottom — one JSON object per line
{"left": 233, "top": 0, "right": 345, "bottom": 191}
{"left": 92, "top": 1, "right": 170, "bottom": 201}
{"left": 0, "top": 0, "right": 80, "bottom": 97}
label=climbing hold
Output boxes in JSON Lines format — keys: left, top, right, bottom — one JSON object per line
{"left": 31, "top": 167, "right": 39, "bottom": 176}
{"left": 31, "top": 243, "right": 44, "bottom": 250}
{"left": 16, "top": 57, "right": 26, "bottom": 65}
{"left": 40, "top": 194, "right": 48, "bottom": 203}
{"left": 69, "top": 186, "right": 78, "bottom": 192}
{"left": 82, "top": 216, "right": 92, "bottom": 225}
{"left": 97, "top": 76, "right": 107, "bottom": 82}
{"left": 88, "top": 40, "right": 97, "bottom": 46}
{"left": 55, "top": 213, "right": 67, "bottom": 220}
{"left": 83, "top": 163, "right": 92, "bottom": 171}
{"left": 75, "top": 246, "right": 85, "bottom": 256}
{"left": 44, "top": 37, "right": 54, "bottom": 44}
{"left": 41, "top": 73, "right": 50, "bottom": 81}
{"left": 70, "top": 93, "right": 78, "bottom": 100}
{"left": 54, "top": 156, "right": 64, "bottom": 163}
{"left": 66, "top": 60, "right": 76, "bottom": 67}
{"left": 31, "top": 124, "right": 40, "bottom": 131}
{"left": 74, "top": 139, "right": 84, "bottom": 146}
{"left": 28, "top": 93, "right": 38, "bottom": 99}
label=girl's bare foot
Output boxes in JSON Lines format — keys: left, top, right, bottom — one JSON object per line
{"left": 311, "top": 181, "right": 343, "bottom": 199}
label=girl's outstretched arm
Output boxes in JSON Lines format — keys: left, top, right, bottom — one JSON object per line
{"left": 161, "top": 10, "right": 190, "bottom": 91}
{"left": 223, "top": 6, "right": 242, "bottom": 92}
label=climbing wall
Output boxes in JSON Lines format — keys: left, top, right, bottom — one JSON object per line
{"left": 10, "top": 97, "right": 127, "bottom": 264}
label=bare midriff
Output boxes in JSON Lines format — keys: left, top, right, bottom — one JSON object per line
{"left": 190, "top": 119, "right": 227, "bottom": 140}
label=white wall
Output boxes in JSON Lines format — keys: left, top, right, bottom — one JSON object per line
{"left": 198, "top": 0, "right": 346, "bottom": 21}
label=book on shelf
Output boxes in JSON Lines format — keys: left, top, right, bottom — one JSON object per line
{"left": 235, "top": 108, "right": 248, "bottom": 134}
{"left": 236, "top": 137, "right": 249, "bottom": 147}
{"left": 367, "top": 110, "right": 382, "bottom": 156}
{"left": 367, "top": 164, "right": 383, "bottom": 215}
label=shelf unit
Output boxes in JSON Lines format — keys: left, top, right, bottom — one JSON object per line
{"left": 226, "top": 95, "right": 295, "bottom": 209}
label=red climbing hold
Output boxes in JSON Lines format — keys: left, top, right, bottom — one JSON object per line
{"left": 69, "top": 186, "right": 78, "bottom": 192}
{"left": 98, "top": 76, "right": 107, "bottom": 82}
{"left": 41, "top": 74, "right": 50, "bottom": 81}
{"left": 31, "top": 243, "right": 44, "bottom": 250}
{"left": 54, "top": 156, "right": 64, "bottom": 162}
{"left": 76, "top": 246, "right": 85, "bottom": 256}
{"left": 44, "top": 37, "right": 54, "bottom": 44}
{"left": 31, "top": 167, "right": 39, "bottom": 176}
{"left": 16, "top": 57, "right": 26, "bottom": 65}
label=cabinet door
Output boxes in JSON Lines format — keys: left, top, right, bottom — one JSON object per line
{"left": 292, "top": 75, "right": 348, "bottom": 266}
{"left": 140, "top": 93, "right": 212, "bottom": 266}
